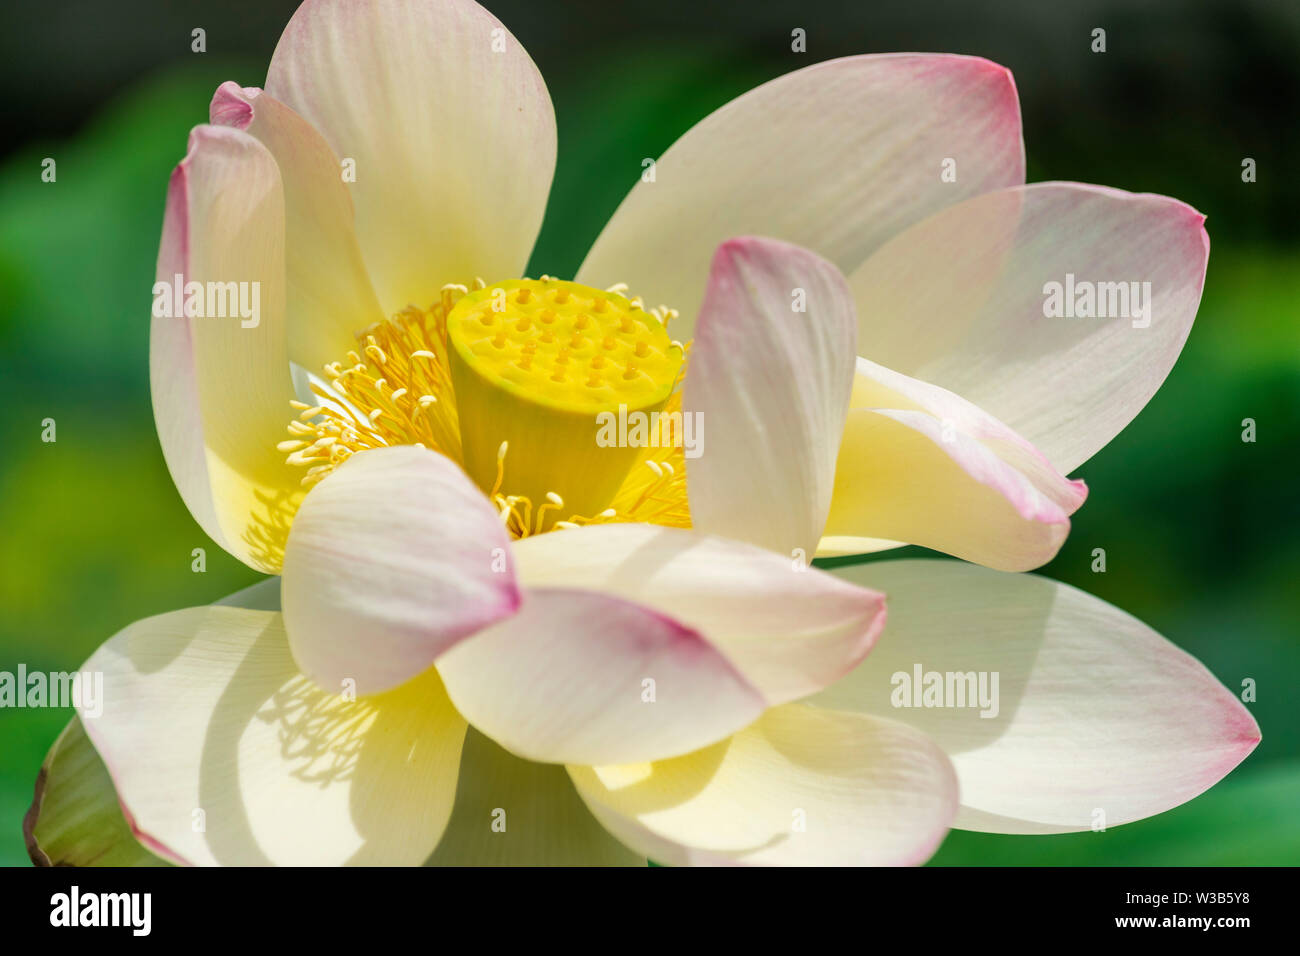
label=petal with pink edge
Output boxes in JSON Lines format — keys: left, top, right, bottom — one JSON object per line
{"left": 78, "top": 605, "right": 467, "bottom": 866}
{"left": 685, "top": 237, "right": 856, "bottom": 558}
{"left": 267, "top": 0, "right": 556, "bottom": 314}
{"left": 281, "top": 446, "right": 521, "bottom": 696}
{"left": 846, "top": 182, "right": 1209, "bottom": 473}
{"left": 150, "top": 124, "right": 302, "bottom": 574}
{"left": 510, "top": 524, "right": 886, "bottom": 705}
{"left": 809, "top": 559, "right": 1260, "bottom": 833}
{"left": 821, "top": 358, "right": 1087, "bottom": 570}
{"left": 578, "top": 53, "right": 1024, "bottom": 340}
{"left": 568, "top": 703, "right": 958, "bottom": 866}
{"left": 25, "top": 578, "right": 282, "bottom": 867}
{"left": 209, "top": 82, "right": 384, "bottom": 374}
{"left": 438, "top": 588, "right": 765, "bottom": 765}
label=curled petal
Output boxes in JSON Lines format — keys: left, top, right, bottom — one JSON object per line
{"left": 569, "top": 704, "right": 958, "bottom": 866}
{"left": 510, "top": 524, "right": 886, "bottom": 705}
{"left": 438, "top": 588, "right": 765, "bottom": 766}
{"left": 823, "top": 359, "right": 1086, "bottom": 570}
{"left": 686, "top": 237, "right": 857, "bottom": 558}
{"left": 281, "top": 445, "right": 521, "bottom": 696}
{"left": 151, "top": 125, "right": 302, "bottom": 573}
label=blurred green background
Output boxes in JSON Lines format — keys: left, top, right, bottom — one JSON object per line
{"left": 1, "top": 0, "right": 1297, "bottom": 865}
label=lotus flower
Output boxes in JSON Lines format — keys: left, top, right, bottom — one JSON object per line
{"left": 27, "top": 0, "right": 1257, "bottom": 867}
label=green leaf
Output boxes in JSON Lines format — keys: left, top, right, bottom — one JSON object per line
{"left": 24, "top": 716, "right": 171, "bottom": 867}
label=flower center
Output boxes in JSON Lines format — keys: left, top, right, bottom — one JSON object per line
{"left": 446, "top": 278, "right": 681, "bottom": 413}
{"left": 447, "top": 278, "right": 683, "bottom": 528}
{"left": 282, "top": 278, "right": 691, "bottom": 537}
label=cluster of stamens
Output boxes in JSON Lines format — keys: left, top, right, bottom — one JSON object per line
{"left": 277, "top": 283, "right": 469, "bottom": 490}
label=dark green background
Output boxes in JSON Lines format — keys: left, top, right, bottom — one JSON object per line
{"left": 1, "top": 0, "right": 1296, "bottom": 865}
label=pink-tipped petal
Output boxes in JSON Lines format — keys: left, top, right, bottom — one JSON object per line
{"left": 685, "top": 237, "right": 857, "bottom": 558}
{"left": 438, "top": 588, "right": 766, "bottom": 766}
{"left": 847, "top": 182, "right": 1210, "bottom": 473}
{"left": 569, "top": 704, "right": 958, "bottom": 866}
{"left": 77, "top": 605, "right": 467, "bottom": 866}
{"left": 266, "top": 0, "right": 556, "bottom": 313}
{"left": 280, "top": 446, "right": 521, "bottom": 696}
{"left": 150, "top": 124, "right": 301, "bottom": 574}
{"left": 823, "top": 359, "right": 1087, "bottom": 570}
{"left": 510, "top": 524, "right": 886, "bottom": 706}
{"left": 578, "top": 53, "right": 1024, "bottom": 340}
{"left": 209, "top": 82, "right": 385, "bottom": 374}
{"left": 811, "top": 560, "right": 1261, "bottom": 833}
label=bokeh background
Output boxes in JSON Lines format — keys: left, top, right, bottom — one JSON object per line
{"left": 2, "top": 0, "right": 1297, "bottom": 866}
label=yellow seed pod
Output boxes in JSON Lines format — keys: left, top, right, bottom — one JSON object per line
{"left": 446, "top": 278, "right": 683, "bottom": 525}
